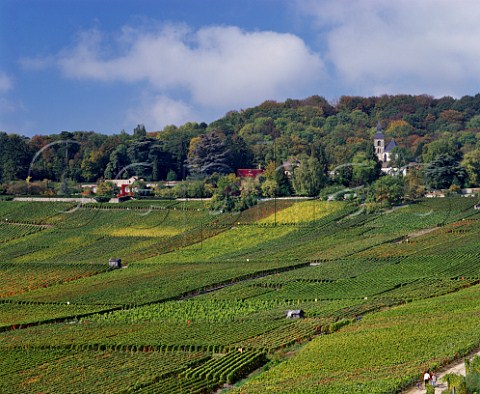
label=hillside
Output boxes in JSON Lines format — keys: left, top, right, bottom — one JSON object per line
{"left": 2, "top": 94, "right": 480, "bottom": 194}
{"left": 1, "top": 196, "right": 480, "bottom": 393}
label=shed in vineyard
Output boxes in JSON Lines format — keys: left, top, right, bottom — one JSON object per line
{"left": 286, "top": 309, "right": 304, "bottom": 319}
{"left": 108, "top": 258, "right": 122, "bottom": 269}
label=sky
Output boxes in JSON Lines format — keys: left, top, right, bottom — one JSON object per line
{"left": 2, "top": 0, "right": 480, "bottom": 137}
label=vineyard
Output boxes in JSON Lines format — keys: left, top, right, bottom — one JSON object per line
{"left": 1, "top": 197, "right": 480, "bottom": 393}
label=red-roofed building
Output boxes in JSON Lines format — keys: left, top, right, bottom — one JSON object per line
{"left": 236, "top": 169, "right": 263, "bottom": 178}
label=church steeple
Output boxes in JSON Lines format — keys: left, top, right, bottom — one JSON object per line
{"left": 373, "top": 121, "right": 385, "bottom": 161}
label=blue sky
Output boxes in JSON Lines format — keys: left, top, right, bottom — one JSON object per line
{"left": 2, "top": 0, "right": 480, "bottom": 136}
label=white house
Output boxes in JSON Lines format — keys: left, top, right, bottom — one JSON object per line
{"left": 81, "top": 176, "right": 141, "bottom": 194}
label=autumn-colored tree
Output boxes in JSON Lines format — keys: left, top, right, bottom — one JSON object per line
{"left": 439, "top": 109, "right": 464, "bottom": 122}
{"left": 96, "top": 180, "right": 118, "bottom": 196}
{"left": 386, "top": 120, "right": 414, "bottom": 139}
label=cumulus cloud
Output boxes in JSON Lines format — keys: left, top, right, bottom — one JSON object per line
{"left": 127, "top": 94, "right": 195, "bottom": 130}
{"left": 297, "top": 0, "right": 480, "bottom": 96}
{"left": 38, "top": 24, "right": 324, "bottom": 111}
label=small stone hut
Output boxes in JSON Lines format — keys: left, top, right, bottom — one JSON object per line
{"left": 286, "top": 309, "right": 304, "bottom": 319}
{"left": 108, "top": 258, "right": 122, "bottom": 269}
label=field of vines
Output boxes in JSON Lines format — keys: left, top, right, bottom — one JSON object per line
{"left": 232, "top": 284, "right": 480, "bottom": 393}
{"left": 1, "top": 197, "right": 480, "bottom": 393}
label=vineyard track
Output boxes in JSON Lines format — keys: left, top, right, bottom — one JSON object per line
{"left": 403, "top": 349, "right": 480, "bottom": 394}
{"left": 1, "top": 222, "right": 52, "bottom": 227}
{"left": 405, "top": 226, "right": 440, "bottom": 239}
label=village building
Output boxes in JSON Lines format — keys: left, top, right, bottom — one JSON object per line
{"left": 373, "top": 122, "right": 409, "bottom": 176}
{"left": 236, "top": 168, "right": 264, "bottom": 178}
{"left": 237, "top": 163, "right": 264, "bottom": 179}
{"left": 81, "top": 176, "right": 141, "bottom": 195}
{"left": 374, "top": 121, "right": 397, "bottom": 165}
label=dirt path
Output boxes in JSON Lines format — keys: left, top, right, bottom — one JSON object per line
{"left": 403, "top": 350, "right": 480, "bottom": 393}
{"left": 3, "top": 221, "right": 52, "bottom": 228}
{"left": 406, "top": 226, "right": 440, "bottom": 239}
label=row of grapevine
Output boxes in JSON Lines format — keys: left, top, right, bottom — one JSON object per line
{"left": 0, "top": 348, "right": 208, "bottom": 394}
{"left": 0, "top": 222, "right": 47, "bottom": 243}
{"left": 2, "top": 197, "right": 480, "bottom": 393}
{"left": 182, "top": 350, "right": 266, "bottom": 384}
{"left": 232, "top": 284, "right": 480, "bottom": 393}
{"left": 0, "top": 262, "right": 106, "bottom": 298}
{"left": 0, "top": 201, "right": 76, "bottom": 224}
{"left": 0, "top": 301, "right": 111, "bottom": 328}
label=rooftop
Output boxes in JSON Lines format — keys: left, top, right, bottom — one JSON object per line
{"left": 385, "top": 140, "right": 398, "bottom": 153}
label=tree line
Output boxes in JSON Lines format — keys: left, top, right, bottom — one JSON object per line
{"left": 1, "top": 94, "right": 480, "bottom": 206}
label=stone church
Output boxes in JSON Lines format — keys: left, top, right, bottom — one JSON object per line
{"left": 373, "top": 121, "right": 397, "bottom": 165}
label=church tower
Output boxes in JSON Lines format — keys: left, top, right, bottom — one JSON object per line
{"left": 373, "top": 121, "right": 385, "bottom": 162}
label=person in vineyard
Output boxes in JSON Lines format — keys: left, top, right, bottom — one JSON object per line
{"left": 431, "top": 372, "right": 437, "bottom": 387}
{"left": 423, "top": 371, "right": 431, "bottom": 389}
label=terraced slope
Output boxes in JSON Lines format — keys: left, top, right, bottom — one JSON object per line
{"left": 1, "top": 197, "right": 480, "bottom": 393}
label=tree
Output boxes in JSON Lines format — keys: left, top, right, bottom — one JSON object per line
{"left": 226, "top": 135, "right": 254, "bottom": 171}
{"left": 461, "top": 150, "right": 480, "bottom": 186}
{"left": 132, "top": 179, "right": 150, "bottom": 196}
{"left": 467, "top": 114, "right": 480, "bottom": 130}
{"left": 157, "top": 122, "right": 205, "bottom": 179}
{"left": 388, "top": 146, "right": 412, "bottom": 168}
{"left": 404, "top": 166, "right": 426, "bottom": 199}
{"left": 386, "top": 119, "right": 414, "bottom": 139}
{"left": 0, "top": 133, "right": 33, "bottom": 182}
{"left": 261, "top": 160, "right": 292, "bottom": 197}
{"left": 422, "top": 138, "right": 460, "bottom": 162}
{"left": 423, "top": 154, "right": 467, "bottom": 190}
{"left": 80, "top": 150, "right": 105, "bottom": 182}
{"left": 187, "top": 131, "right": 232, "bottom": 177}
{"left": 58, "top": 173, "right": 71, "bottom": 195}
{"left": 443, "top": 373, "right": 466, "bottom": 394}
{"left": 349, "top": 110, "right": 369, "bottom": 129}
{"left": 350, "top": 151, "right": 381, "bottom": 187}
{"left": 371, "top": 175, "right": 405, "bottom": 205}
{"left": 133, "top": 124, "right": 147, "bottom": 139}
{"left": 207, "top": 174, "right": 257, "bottom": 212}
{"left": 96, "top": 181, "right": 118, "bottom": 196}
{"left": 148, "top": 140, "right": 171, "bottom": 181}
{"left": 166, "top": 169, "right": 177, "bottom": 181}
{"left": 292, "top": 143, "right": 328, "bottom": 196}
{"left": 127, "top": 138, "right": 171, "bottom": 181}
{"left": 104, "top": 144, "right": 129, "bottom": 179}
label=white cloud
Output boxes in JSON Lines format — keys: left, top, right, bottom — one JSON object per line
{"left": 36, "top": 24, "right": 324, "bottom": 110}
{"left": 127, "top": 94, "right": 195, "bottom": 131}
{"left": 297, "top": 0, "right": 480, "bottom": 97}
{"left": 0, "top": 72, "right": 13, "bottom": 93}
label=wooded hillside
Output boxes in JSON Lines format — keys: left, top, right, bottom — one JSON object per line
{"left": 1, "top": 94, "right": 480, "bottom": 195}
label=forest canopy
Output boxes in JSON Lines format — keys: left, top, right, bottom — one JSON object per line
{"left": 1, "top": 94, "right": 480, "bottom": 201}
